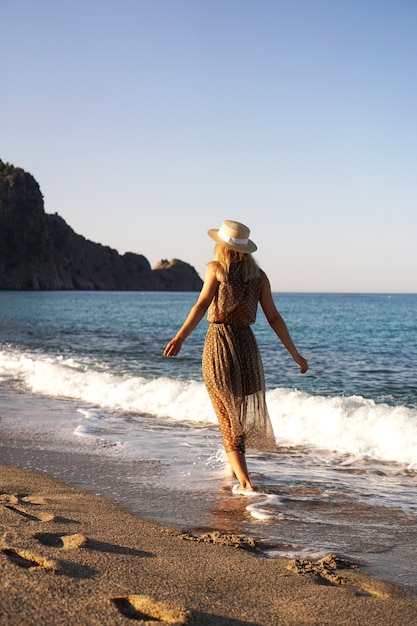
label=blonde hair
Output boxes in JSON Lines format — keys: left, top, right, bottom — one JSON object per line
{"left": 214, "top": 244, "right": 261, "bottom": 282}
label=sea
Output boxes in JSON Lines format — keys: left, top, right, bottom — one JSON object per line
{"left": 1, "top": 291, "right": 417, "bottom": 589}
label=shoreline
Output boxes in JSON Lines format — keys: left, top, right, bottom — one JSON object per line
{"left": 1, "top": 389, "right": 417, "bottom": 596}
{"left": 1, "top": 462, "right": 417, "bottom": 626}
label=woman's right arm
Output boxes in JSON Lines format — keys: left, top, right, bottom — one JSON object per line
{"left": 164, "top": 262, "right": 219, "bottom": 357}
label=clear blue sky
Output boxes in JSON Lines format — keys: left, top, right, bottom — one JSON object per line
{"left": 2, "top": 0, "right": 416, "bottom": 292}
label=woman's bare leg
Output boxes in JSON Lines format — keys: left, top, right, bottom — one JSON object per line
{"left": 226, "top": 450, "right": 254, "bottom": 491}
{"left": 206, "top": 391, "right": 255, "bottom": 492}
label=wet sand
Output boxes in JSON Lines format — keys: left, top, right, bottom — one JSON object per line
{"left": 2, "top": 407, "right": 417, "bottom": 594}
{"left": 1, "top": 462, "right": 417, "bottom": 625}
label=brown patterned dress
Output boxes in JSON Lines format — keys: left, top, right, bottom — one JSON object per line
{"left": 202, "top": 262, "right": 276, "bottom": 453}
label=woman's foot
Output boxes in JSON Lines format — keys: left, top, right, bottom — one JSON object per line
{"left": 226, "top": 450, "right": 251, "bottom": 488}
{"left": 232, "top": 483, "right": 258, "bottom": 496}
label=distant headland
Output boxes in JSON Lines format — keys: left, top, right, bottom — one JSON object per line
{"left": 0, "top": 160, "right": 203, "bottom": 291}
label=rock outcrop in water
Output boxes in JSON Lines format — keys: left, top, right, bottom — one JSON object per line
{"left": 0, "top": 160, "right": 203, "bottom": 291}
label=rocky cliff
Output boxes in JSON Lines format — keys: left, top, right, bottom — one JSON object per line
{"left": 0, "top": 161, "right": 203, "bottom": 291}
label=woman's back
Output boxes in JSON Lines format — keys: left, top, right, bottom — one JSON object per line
{"left": 207, "top": 262, "right": 263, "bottom": 327}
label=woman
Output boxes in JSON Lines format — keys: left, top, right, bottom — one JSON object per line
{"left": 164, "top": 220, "right": 308, "bottom": 494}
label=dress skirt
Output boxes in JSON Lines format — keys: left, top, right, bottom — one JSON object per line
{"left": 202, "top": 323, "right": 276, "bottom": 453}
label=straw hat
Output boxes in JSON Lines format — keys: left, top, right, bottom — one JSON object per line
{"left": 207, "top": 220, "right": 257, "bottom": 253}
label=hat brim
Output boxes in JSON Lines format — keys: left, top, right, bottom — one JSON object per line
{"left": 207, "top": 229, "right": 257, "bottom": 253}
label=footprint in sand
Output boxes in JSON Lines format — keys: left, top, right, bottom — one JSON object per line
{"left": 21, "top": 495, "right": 46, "bottom": 505}
{"left": 3, "top": 504, "right": 55, "bottom": 522}
{"left": 0, "top": 494, "right": 20, "bottom": 505}
{"left": 1, "top": 492, "right": 78, "bottom": 524}
{"left": 1, "top": 492, "right": 55, "bottom": 521}
{"left": 2, "top": 547, "right": 57, "bottom": 570}
{"left": 112, "top": 594, "right": 190, "bottom": 625}
{"left": 0, "top": 493, "right": 45, "bottom": 506}
{"left": 2, "top": 545, "right": 97, "bottom": 579}
{"left": 1, "top": 493, "right": 98, "bottom": 580}
{"left": 34, "top": 532, "right": 153, "bottom": 559}
{"left": 34, "top": 532, "right": 87, "bottom": 549}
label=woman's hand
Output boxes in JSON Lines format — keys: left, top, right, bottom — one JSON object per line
{"left": 294, "top": 353, "right": 308, "bottom": 374}
{"left": 164, "top": 336, "right": 184, "bottom": 357}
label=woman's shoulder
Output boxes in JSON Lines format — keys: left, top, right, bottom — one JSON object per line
{"left": 206, "top": 260, "right": 219, "bottom": 276}
{"left": 204, "top": 260, "right": 220, "bottom": 282}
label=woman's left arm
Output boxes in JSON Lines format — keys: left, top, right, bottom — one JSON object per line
{"left": 259, "top": 274, "right": 308, "bottom": 373}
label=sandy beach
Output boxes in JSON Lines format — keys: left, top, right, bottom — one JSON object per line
{"left": 1, "top": 463, "right": 417, "bottom": 626}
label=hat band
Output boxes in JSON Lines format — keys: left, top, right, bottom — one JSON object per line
{"left": 218, "top": 226, "right": 248, "bottom": 246}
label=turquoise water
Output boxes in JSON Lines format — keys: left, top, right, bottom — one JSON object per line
{"left": 1, "top": 291, "right": 417, "bottom": 588}
{"left": 1, "top": 291, "right": 416, "bottom": 405}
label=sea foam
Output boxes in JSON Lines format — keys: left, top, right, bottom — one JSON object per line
{"left": 1, "top": 347, "right": 417, "bottom": 468}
